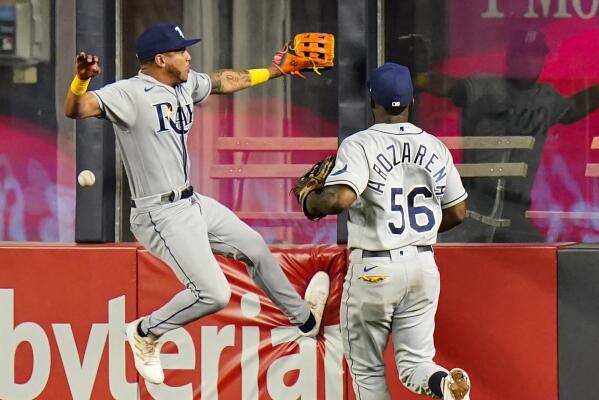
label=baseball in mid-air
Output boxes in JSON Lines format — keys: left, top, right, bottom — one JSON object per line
{"left": 78, "top": 170, "right": 96, "bottom": 187}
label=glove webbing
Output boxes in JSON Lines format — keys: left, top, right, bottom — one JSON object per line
{"left": 289, "top": 42, "right": 323, "bottom": 75}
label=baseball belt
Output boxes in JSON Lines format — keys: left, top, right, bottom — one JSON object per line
{"left": 130, "top": 186, "right": 194, "bottom": 208}
{"left": 362, "top": 245, "right": 432, "bottom": 258}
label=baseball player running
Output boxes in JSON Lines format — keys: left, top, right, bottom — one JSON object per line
{"left": 63, "top": 24, "right": 331, "bottom": 384}
{"left": 304, "top": 63, "right": 471, "bottom": 399}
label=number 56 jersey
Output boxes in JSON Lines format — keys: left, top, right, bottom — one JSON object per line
{"left": 325, "top": 122, "right": 467, "bottom": 250}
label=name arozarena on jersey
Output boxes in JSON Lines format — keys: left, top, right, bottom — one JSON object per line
{"left": 367, "top": 140, "right": 447, "bottom": 196}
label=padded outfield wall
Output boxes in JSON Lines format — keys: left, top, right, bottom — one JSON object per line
{"left": 0, "top": 243, "right": 591, "bottom": 399}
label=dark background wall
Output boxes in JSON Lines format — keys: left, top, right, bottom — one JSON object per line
{"left": 557, "top": 244, "right": 599, "bottom": 400}
{"left": 335, "top": 0, "right": 378, "bottom": 243}
{"left": 74, "top": 0, "right": 116, "bottom": 242}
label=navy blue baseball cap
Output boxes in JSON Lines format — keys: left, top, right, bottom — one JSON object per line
{"left": 368, "top": 63, "right": 414, "bottom": 108}
{"left": 136, "top": 24, "right": 201, "bottom": 60}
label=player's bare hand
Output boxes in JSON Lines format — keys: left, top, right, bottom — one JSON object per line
{"left": 75, "top": 52, "right": 101, "bottom": 80}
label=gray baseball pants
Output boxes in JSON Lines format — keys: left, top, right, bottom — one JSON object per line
{"left": 129, "top": 193, "right": 311, "bottom": 338}
{"left": 341, "top": 247, "right": 449, "bottom": 399}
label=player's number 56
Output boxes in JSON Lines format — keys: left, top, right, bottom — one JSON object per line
{"left": 388, "top": 186, "right": 435, "bottom": 235}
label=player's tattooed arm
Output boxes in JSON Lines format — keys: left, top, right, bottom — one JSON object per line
{"left": 209, "top": 69, "right": 250, "bottom": 94}
{"left": 306, "top": 185, "right": 357, "bottom": 217}
{"left": 209, "top": 65, "right": 282, "bottom": 94}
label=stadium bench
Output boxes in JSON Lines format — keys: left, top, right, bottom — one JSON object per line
{"left": 211, "top": 135, "right": 535, "bottom": 226}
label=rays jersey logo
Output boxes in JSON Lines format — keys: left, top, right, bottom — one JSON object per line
{"left": 153, "top": 102, "right": 193, "bottom": 135}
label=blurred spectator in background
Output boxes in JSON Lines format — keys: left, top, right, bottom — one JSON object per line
{"left": 403, "top": 29, "right": 599, "bottom": 242}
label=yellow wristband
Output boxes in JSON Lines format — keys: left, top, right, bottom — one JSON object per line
{"left": 248, "top": 68, "right": 270, "bottom": 86}
{"left": 70, "top": 75, "right": 91, "bottom": 95}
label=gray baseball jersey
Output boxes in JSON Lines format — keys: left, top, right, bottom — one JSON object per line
{"left": 329, "top": 122, "right": 468, "bottom": 399}
{"left": 90, "top": 71, "right": 311, "bottom": 337}
{"left": 325, "top": 122, "right": 467, "bottom": 250}
{"left": 91, "top": 70, "right": 211, "bottom": 199}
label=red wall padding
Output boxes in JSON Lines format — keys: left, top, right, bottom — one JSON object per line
{"left": 0, "top": 244, "right": 139, "bottom": 400}
{"left": 435, "top": 245, "right": 558, "bottom": 400}
{"left": 0, "top": 243, "right": 559, "bottom": 399}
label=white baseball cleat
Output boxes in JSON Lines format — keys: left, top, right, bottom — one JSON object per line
{"left": 126, "top": 317, "right": 164, "bottom": 384}
{"left": 443, "top": 368, "right": 471, "bottom": 400}
{"left": 300, "top": 271, "right": 330, "bottom": 337}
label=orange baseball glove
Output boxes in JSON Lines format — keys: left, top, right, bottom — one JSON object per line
{"left": 273, "top": 33, "right": 335, "bottom": 78}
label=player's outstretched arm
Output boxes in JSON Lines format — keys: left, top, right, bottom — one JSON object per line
{"left": 209, "top": 32, "right": 334, "bottom": 95}
{"left": 414, "top": 71, "right": 468, "bottom": 105}
{"left": 561, "top": 84, "right": 599, "bottom": 123}
{"left": 64, "top": 52, "right": 102, "bottom": 119}
{"left": 439, "top": 200, "right": 466, "bottom": 232}
{"left": 208, "top": 65, "right": 283, "bottom": 94}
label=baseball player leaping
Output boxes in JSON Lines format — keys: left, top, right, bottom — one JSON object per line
{"left": 304, "top": 63, "right": 471, "bottom": 399}
{"left": 63, "top": 24, "right": 332, "bottom": 384}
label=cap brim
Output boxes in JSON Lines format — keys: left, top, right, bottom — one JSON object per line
{"left": 182, "top": 38, "right": 201, "bottom": 48}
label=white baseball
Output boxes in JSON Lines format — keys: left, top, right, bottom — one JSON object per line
{"left": 78, "top": 170, "right": 96, "bottom": 187}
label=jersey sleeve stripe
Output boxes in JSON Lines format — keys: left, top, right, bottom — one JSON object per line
{"left": 193, "top": 73, "right": 212, "bottom": 104}
{"left": 324, "top": 179, "right": 360, "bottom": 196}
{"left": 441, "top": 191, "right": 468, "bottom": 209}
